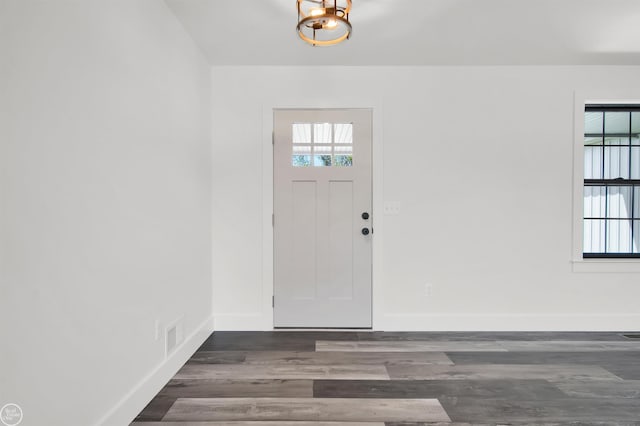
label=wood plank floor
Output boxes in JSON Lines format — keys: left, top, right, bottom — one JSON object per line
{"left": 132, "top": 331, "right": 640, "bottom": 425}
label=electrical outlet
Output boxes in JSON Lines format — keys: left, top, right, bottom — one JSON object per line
{"left": 154, "top": 319, "right": 161, "bottom": 341}
{"left": 424, "top": 283, "right": 433, "bottom": 297}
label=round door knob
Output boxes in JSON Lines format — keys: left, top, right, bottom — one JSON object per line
{"left": 361, "top": 212, "right": 370, "bottom": 220}
{"left": 361, "top": 228, "right": 370, "bottom": 235}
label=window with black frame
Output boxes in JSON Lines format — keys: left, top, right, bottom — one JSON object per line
{"left": 583, "top": 105, "right": 640, "bottom": 257}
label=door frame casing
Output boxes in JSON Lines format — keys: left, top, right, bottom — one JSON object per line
{"left": 260, "top": 103, "right": 384, "bottom": 330}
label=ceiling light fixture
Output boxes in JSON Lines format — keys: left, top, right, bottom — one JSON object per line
{"left": 297, "top": 0, "right": 352, "bottom": 47}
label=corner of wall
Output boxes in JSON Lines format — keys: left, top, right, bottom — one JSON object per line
{"left": 95, "top": 315, "right": 214, "bottom": 426}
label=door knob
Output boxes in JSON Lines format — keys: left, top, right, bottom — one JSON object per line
{"left": 361, "top": 212, "right": 370, "bottom": 220}
{"left": 361, "top": 228, "right": 370, "bottom": 235}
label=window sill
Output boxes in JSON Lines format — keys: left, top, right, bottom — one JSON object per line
{"left": 572, "top": 258, "right": 640, "bottom": 273}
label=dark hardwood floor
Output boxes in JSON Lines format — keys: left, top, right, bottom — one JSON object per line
{"left": 132, "top": 331, "right": 640, "bottom": 425}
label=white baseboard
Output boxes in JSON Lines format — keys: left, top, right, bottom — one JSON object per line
{"left": 95, "top": 315, "right": 214, "bottom": 426}
{"left": 213, "top": 312, "right": 271, "bottom": 330}
{"left": 211, "top": 312, "right": 640, "bottom": 332}
{"left": 379, "top": 313, "right": 640, "bottom": 331}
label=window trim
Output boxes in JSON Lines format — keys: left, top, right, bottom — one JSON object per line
{"left": 572, "top": 91, "right": 640, "bottom": 273}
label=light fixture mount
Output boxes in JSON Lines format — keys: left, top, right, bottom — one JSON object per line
{"left": 297, "top": 0, "right": 352, "bottom": 47}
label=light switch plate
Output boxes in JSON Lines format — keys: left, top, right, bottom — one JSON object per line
{"left": 383, "top": 201, "right": 401, "bottom": 215}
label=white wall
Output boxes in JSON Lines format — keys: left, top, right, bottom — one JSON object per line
{"left": 0, "top": 1, "right": 212, "bottom": 425}
{"left": 211, "top": 66, "right": 640, "bottom": 331}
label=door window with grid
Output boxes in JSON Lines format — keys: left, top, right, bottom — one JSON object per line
{"left": 583, "top": 105, "right": 640, "bottom": 257}
{"left": 292, "top": 122, "right": 353, "bottom": 167}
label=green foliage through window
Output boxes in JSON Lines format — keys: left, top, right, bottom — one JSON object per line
{"left": 292, "top": 155, "right": 311, "bottom": 167}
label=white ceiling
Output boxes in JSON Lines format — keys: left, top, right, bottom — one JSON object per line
{"left": 164, "top": 0, "right": 640, "bottom": 65}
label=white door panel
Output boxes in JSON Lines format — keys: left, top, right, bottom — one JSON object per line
{"left": 274, "top": 109, "right": 372, "bottom": 328}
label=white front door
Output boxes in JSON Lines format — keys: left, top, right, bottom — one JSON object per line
{"left": 273, "top": 109, "right": 372, "bottom": 328}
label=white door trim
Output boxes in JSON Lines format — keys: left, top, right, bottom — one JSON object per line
{"left": 257, "top": 102, "right": 384, "bottom": 331}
